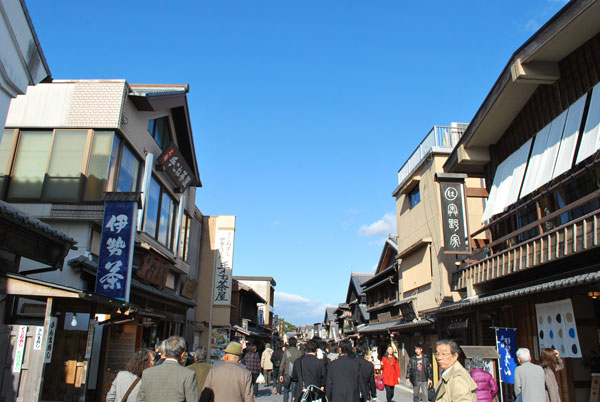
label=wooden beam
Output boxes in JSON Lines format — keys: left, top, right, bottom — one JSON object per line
{"left": 1, "top": 277, "right": 79, "bottom": 298}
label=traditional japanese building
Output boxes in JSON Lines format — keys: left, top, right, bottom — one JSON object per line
{"left": 440, "top": 1, "right": 600, "bottom": 400}
{"left": 1, "top": 79, "right": 203, "bottom": 400}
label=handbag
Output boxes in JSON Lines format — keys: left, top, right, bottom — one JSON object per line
{"left": 375, "top": 374, "right": 384, "bottom": 391}
{"left": 427, "top": 386, "right": 436, "bottom": 402}
{"left": 256, "top": 373, "right": 265, "bottom": 384}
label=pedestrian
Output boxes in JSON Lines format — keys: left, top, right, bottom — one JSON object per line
{"left": 270, "top": 342, "right": 284, "bottom": 395}
{"left": 356, "top": 345, "right": 376, "bottom": 402}
{"left": 326, "top": 340, "right": 339, "bottom": 361}
{"left": 433, "top": 339, "right": 477, "bottom": 402}
{"left": 279, "top": 337, "right": 302, "bottom": 402}
{"left": 291, "top": 339, "right": 326, "bottom": 401}
{"left": 261, "top": 343, "right": 274, "bottom": 386}
{"left": 326, "top": 339, "right": 362, "bottom": 402}
{"left": 514, "top": 347, "right": 545, "bottom": 402}
{"left": 381, "top": 345, "right": 401, "bottom": 402}
{"left": 406, "top": 343, "right": 433, "bottom": 402}
{"left": 187, "top": 347, "right": 212, "bottom": 391}
{"left": 154, "top": 340, "right": 166, "bottom": 366}
{"left": 468, "top": 356, "right": 498, "bottom": 402}
{"left": 242, "top": 345, "right": 261, "bottom": 397}
{"left": 107, "top": 348, "right": 155, "bottom": 402}
{"left": 201, "top": 341, "right": 254, "bottom": 402}
{"left": 540, "top": 348, "right": 563, "bottom": 402}
{"left": 136, "top": 336, "right": 198, "bottom": 402}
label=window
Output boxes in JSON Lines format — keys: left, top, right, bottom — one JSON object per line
{"left": 0, "top": 130, "right": 16, "bottom": 197}
{"left": 178, "top": 213, "right": 191, "bottom": 261}
{"left": 147, "top": 116, "right": 171, "bottom": 150}
{"left": 84, "top": 131, "right": 117, "bottom": 201}
{"left": 144, "top": 176, "right": 177, "bottom": 248}
{"left": 116, "top": 145, "right": 139, "bottom": 192}
{"left": 8, "top": 131, "right": 53, "bottom": 199}
{"left": 409, "top": 185, "right": 420, "bottom": 208}
{"left": 42, "top": 129, "right": 88, "bottom": 201}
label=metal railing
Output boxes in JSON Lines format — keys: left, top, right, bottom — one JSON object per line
{"left": 397, "top": 125, "right": 467, "bottom": 188}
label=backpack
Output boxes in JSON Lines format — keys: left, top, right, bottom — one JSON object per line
{"left": 285, "top": 350, "right": 296, "bottom": 375}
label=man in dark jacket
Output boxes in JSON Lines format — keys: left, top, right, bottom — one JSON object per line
{"left": 326, "top": 340, "right": 363, "bottom": 402}
{"left": 406, "top": 344, "right": 433, "bottom": 402}
{"left": 291, "top": 339, "right": 326, "bottom": 401}
{"left": 357, "top": 346, "right": 376, "bottom": 402}
{"left": 270, "top": 343, "right": 284, "bottom": 395}
{"left": 279, "top": 337, "right": 302, "bottom": 402}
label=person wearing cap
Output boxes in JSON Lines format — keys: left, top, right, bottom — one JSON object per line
{"left": 201, "top": 341, "right": 254, "bottom": 402}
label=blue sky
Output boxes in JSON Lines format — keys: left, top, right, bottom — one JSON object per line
{"left": 26, "top": 0, "right": 567, "bottom": 325}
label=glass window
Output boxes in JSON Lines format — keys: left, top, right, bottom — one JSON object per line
{"left": 107, "top": 136, "right": 121, "bottom": 191}
{"left": 147, "top": 116, "right": 171, "bottom": 150}
{"left": 117, "top": 145, "right": 139, "bottom": 192}
{"left": 84, "top": 131, "right": 116, "bottom": 201}
{"left": 409, "top": 185, "right": 420, "bottom": 208}
{"left": 158, "top": 191, "right": 174, "bottom": 246}
{"left": 8, "top": 131, "right": 53, "bottom": 199}
{"left": 178, "top": 214, "right": 191, "bottom": 261}
{"left": 43, "top": 130, "right": 88, "bottom": 201}
{"left": 144, "top": 177, "right": 161, "bottom": 237}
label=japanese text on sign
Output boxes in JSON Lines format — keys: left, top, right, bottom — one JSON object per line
{"left": 95, "top": 202, "right": 137, "bottom": 301}
{"left": 439, "top": 182, "right": 470, "bottom": 254}
{"left": 44, "top": 317, "right": 57, "bottom": 363}
{"left": 160, "top": 145, "right": 195, "bottom": 190}
{"left": 12, "top": 325, "right": 27, "bottom": 373}
{"left": 213, "top": 228, "right": 235, "bottom": 305}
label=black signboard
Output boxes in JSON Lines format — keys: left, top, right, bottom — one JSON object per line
{"left": 439, "top": 181, "right": 470, "bottom": 254}
{"left": 159, "top": 145, "right": 195, "bottom": 191}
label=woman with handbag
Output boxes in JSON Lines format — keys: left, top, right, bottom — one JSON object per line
{"left": 381, "top": 346, "right": 401, "bottom": 402}
{"left": 106, "top": 348, "right": 155, "bottom": 402}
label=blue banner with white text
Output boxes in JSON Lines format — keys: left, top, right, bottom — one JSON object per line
{"left": 95, "top": 201, "right": 137, "bottom": 301}
{"left": 495, "top": 328, "right": 518, "bottom": 384}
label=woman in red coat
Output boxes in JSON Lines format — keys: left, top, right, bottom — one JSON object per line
{"left": 381, "top": 346, "right": 401, "bottom": 402}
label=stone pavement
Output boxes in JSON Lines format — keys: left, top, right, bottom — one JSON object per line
{"left": 254, "top": 382, "right": 416, "bottom": 401}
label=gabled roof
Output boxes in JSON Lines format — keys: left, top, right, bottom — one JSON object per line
{"left": 128, "top": 83, "right": 201, "bottom": 187}
{"left": 323, "top": 306, "right": 337, "bottom": 323}
{"left": 345, "top": 272, "right": 374, "bottom": 303}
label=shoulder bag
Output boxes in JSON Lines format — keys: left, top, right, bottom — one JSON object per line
{"left": 121, "top": 377, "right": 141, "bottom": 402}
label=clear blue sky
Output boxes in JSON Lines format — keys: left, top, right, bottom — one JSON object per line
{"left": 27, "top": 0, "right": 567, "bottom": 325}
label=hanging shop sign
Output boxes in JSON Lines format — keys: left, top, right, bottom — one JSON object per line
{"left": 159, "top": 145, "right": 195, "bottom": 191}
{"left": 33, "top": 326, "right": 44, "bottom": 350}
{"left": 12, "top": 325, "right": 27, "bottom": 373}
{"left": 213, "top": 225, "right": 235, "bottom": 305}
{"left": 137, "top": 253, "right": 169, "bottom": 288}
{"left": 439, "top": 180, "right": 470, "bottom": 254}
{"left": 44, "top": 317, "right": 57, "bottom": 363}
{"left": 95, "top": 201, "right": 137, "bottom": 301}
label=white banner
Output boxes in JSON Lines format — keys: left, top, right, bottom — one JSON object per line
{"left": 12, "top": 325, "right": 27, "bottom": 373}
{"left": 213, "top": 221, "right": 235, "bottom": 305}
{"left": 535, "top": 298, "right": 582, "bottom": 357}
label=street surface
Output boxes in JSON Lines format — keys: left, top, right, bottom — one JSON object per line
{"left": 254, "top": 382, "right": 415, "bottom": 401}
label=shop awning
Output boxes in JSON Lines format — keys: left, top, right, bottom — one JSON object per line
{"left": 358, "top": 320, "right": 400, "bottom": 334}
{"left": 422, "top": 270, "right": 600, "bottom": 317}
{"left": 0, "top": 272, "right": 128, "bottom": 312}
{"left": 460, "top": 346, "right": 500, "bottom": 359}
{"left": 391, "top": 318, "right": 435, "bottom": 331}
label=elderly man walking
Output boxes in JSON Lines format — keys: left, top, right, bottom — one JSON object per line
{"left": 433, "top": 339, "right": 477, "bottom": 402}
{"left": 136, "top": 336, "right": 198, "bottom": 402}
{"left": 202, "top": 341, "right": 254, "bottom": 402}
{"left": 514, "top": 347, "right": 545, "bottom": 402}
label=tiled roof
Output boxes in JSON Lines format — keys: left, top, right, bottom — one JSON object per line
{"left": 0, "top": 201, "right": 76, "bottom": 246}
{"left": 422, "top": 270, "right": 600, "bottom": 316}
{"left": 351, "top": 272, "right": 374, "bottom": 295}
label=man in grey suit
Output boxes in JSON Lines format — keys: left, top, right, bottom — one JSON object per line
{"left": 202, "top": 341, "right": 254, "bottom": 402}
{"left": 514, "top": 347, "right": 545, "bottom": 402}
{"left": 137, "top": 336, "right": 198, "bottom": 402}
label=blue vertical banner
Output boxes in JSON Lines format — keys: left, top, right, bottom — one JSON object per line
{"left": 95, "top": 201, "right": 137, "bottom": 301}
{"left": 495, "top": 328, "right": 518, "bottom": 384}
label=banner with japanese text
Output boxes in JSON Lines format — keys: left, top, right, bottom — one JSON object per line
{"left": 439, "top": 181, "right": 470, "bottom": 254}
{"left": 495, "top": 328, "right": 518, "bottom": 384}
{"left": 213, "top": 216, "right": 236, "bottom": 305}
{"left": 95, "top": 201, "right": 137, "bottom": 301}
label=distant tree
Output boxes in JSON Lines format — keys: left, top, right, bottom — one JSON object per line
{"left": 282, "top": 320, "right": 296, "bottom": 333}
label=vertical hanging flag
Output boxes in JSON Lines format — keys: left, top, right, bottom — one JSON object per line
{"left": 535, "top": 298, "right": 582, "bottom": 357}
{"left": 213, "top": 216, "right": 236, "bottom": 305}
{"left": 95, "top": 200, "right": 137, "bottom": 301}
{"left": 436, "top": 174, "right": 471, "bottom": 254}
{"left": 495, "top": 328, "right": 518, "bottom": 384}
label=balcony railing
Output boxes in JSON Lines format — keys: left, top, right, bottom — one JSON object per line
{"left": 397, "top": 124, "right": 466, "bottom": 188}
{"left": 453, "top": 193, "right": 600, "bottom": 290}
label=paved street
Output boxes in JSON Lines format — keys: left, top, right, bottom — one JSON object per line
{"left": 254, "top": 383, "right": 415, "bottom": 401}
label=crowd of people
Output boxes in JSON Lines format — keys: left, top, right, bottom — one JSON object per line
{"left": 105, "top": 335, "right": 564, "bottom": 402}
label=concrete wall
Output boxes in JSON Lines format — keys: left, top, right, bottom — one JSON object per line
{"left": 395, "top": 153, "right": 485, "bottom": 313}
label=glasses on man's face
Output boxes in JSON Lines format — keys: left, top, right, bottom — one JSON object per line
{"left": 434, "top": 352, "right": 453, "bottom": 358}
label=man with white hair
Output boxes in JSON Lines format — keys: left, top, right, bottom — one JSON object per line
{"left": 514, "top": 348, "right": 545, "bottom": 401}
